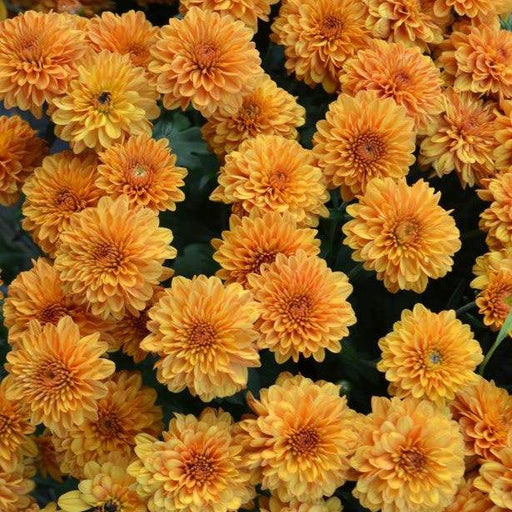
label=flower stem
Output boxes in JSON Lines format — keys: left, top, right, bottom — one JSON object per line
{"left": 455, "top": 301, "right": 476, "bottom": 316}
{"left": 478, "top": 337, "right": 502, "bottom": 377}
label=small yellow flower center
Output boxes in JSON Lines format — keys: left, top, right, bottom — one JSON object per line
{"left": 353, "top": 133, "right": 384, "bottom": 164}
{"left": 195, "top": 43, "right": 218, "bottom": 70}
{"left": 188, "top": 322, "right": 216, "bottom": 352}
{"left": 427, "top": 349, "right": 442, "bottom": 366}
{"left": 93, "top": 243, "right": 124, "bottom": 270}
{"left": 55, "top": 189, "right": 83, "bottom": 211}
{"left": 269, "top": 171, "right": 289, "bottom": 191}
{"left": 393, "top": 70, "right": 411, "bottom": 87}
{"left": 287, "top": 294, "right": 312, "bottom": 323}
{"left": 97, "top": 410, "right": 123, "bottom": 437}
{"left": 37, "top": 360, "right": 71, "bottom": 390}
{"left": 184, "top": 453, "right": 215, "bottom": 483}
{"left": 398, "top": 447, "right": 426, "bottom": 474}
{"left": 393, "top": 219, "right": 419, "bottom": 246}
{"left": 320, "top": 15, "right": 344, "bottom": 39}
{"left": 251, "top": 251, "right": 277, "bottom": 273}
{"left": 38, "top": 303, "right": 69, "bottom": 325}
{"left": 289, "top": 427, "right": 320, "bottom": 456}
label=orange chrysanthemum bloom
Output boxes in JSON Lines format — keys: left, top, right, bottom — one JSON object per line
{"left": 210, "top": 135, "right": 329, "bottom": 227}
{"left": 22, "top": 152, "right": 102, "bottom": 257}
{"left": 363, "top": 0, "right": 450, "bottom": 50}
{"left": 351, "top": 396, "right": 465, "bottom": 512}
{"left": 96, "top": 135, "right": 187, "bottom": 211}
{"left": 0, "top": 11, "right": 87, "bottom": 118}
{"left": 343, "top": 178, "right": 461, "bottom": 293}
{"left": 433, "top": 0, "right": 512, "bottom": 18}
{"left": 128, "top": 408, "right": 254, "bottom": 512}
{"left": 52, "top": 371, "right": 163, "bottom": 479}
{"left": 247, "top": 252, "right": 356, "bottom": 363}
{"left": 0, "top": 465, "right": 35, "bottom": 512}
{"left": 211, "top": 211, "right": 320, "bottom": 286}
{"left": 149, "top": 7, "right": 263, "bottom": 117}
{"left": 494, "top": 99, "right": 512, "bottom": 173}
{"left": 87, "top": 10, "right": 159, "bottom": 74}
{"left": 259, "top": 495, "right": 343, "bottom": 512}
{"left": 52, "top": 51, "right": 160, "bottom": 154}
{"left": 446, "top": 475, "right": 506, "bottom": 512}
{"left": 4, "top": 317, "right": 115, "bottom": 436}
{"left": 34, "top": 430, "right": 64, "bottom": 483}
{"left": 438, "top": 24, "right": 512, "bottom": 99}
{"left": 341, "top": 40, "right": 444, "bottom": 134}
{"left": 475, "top": 448, "right": 512, "bottom": 509}
{"left": 142, "top": 275, "right": 260, "bottom": 401}
{"left": 54, "top": 195, "right": 175, "bottom": 320}
{"left": 420, "top": 90, "right": 498, "bottom": 188}
{"left": 312, "top": 90, "right": 416, "bottom": 200}
{"left": 58, "top": 460, "right": 147, "bottom": 512}
{"left": 271, "top": 0, "right": 370, "bottom": 93}
{"left": 179, "top": 0, "right": 279, "bottom": 30}
{"left": 471, "top": 249, "right": 512, "bottom": 332}
{"left": 201, "top": 75, "right": 305, "bottom": 159}
{"left": 3, "top": 258, "right": 111, "bottom": 347}
{"left": 238, "top": 373, "right": 363, "bottom": 502}
{"left": 450, "top": 376, "right": 512, "bottom": 460}
{"left": 378, "top": 304, "right": 483, "bottom": 404}
{"left": 0, "top": 115, "right": 47, "bottom": 207}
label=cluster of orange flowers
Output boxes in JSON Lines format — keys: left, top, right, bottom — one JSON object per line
{"left": 0, "top": 0, "right": 512, "bottom": 511}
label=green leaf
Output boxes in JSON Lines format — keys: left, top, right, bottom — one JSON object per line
{"left": 496, "top": 307, "right": 512, "bottom": 344}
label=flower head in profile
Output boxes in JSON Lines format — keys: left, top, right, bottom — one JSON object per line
{"left": 450, "top": 376, "right": 512, "bottom": 460}
{"left": 142, "top": 275, "right": 260, "bottom": 401}
{"left": 4, "top": 317, "right": 115, "bottom": 435}
{"left": 210, "top": 135, "right": 329, "bottom": 227}
{"left": 179, "top": 0, "right": 279, "bottom": 30}
{"left": 342, "top": 40, "right": 444, "bottom": 134}
{"left": 247, "top": 252, "right": 356, "bottom": 363}
{"left": 438, "top": 24, "right": 512, "bottom": 99}
{"left": 96, "top": 135, "right": 187, "bottom": 211}
{"left": 0, "top": 464, "right": 35, "bottom": 512}
{"left": 475, "top": 447, "right": 512, "bottom": 509}
{"left": 58, "top": 459, "right": 147, "bottom": 512}
{"left": 128, "top": 408, "right": 254, "bottom": 512}
{"left": 364, "top": 0, "right": 450, "bottom": 50}
{"left": 54, "top": 195, "right": 176, "bottom": 320}
{"left": 420, "top": 90, "right": 498, "bottom": 188}
{"left": 351, "top": 396, "right": 465, "bottom": 512}
{"left": 0, "top": 11, "right": 87, "bottom": 117}
{"left": 471, "top": 249, "right": 512, "bottom": 332}
{"left": 0, "top": 115, "right": 47, "bottom": 207}
{"left": 446, "top": 475, "right": 506, "bottom": 512}
{"left": 52, "top": 50, "right": 160, "bottom": 154}
{"left": 378, "top": 304, "right": 483, "bottom": 404}
{"left": 212, "top": 211, "right": 320, "bottom": 286}
{"left": 259, "top": 495, "right": 343, "bottom": 512}
{"left": 238, "top": 373, "right": 364, "bottom": 502}
{"left": 271, "top": 0, "right": 370, "bottom": 93}
{"left": 52, "top": 371, "right": 163, "bottom": 479}
{"left": 201, "top": 74, "right": 305, "bottom": 159}
{"left": 149, "top": 7, "right": 263, "bottom": 116}
{"left": 343, "top": 178, "right": 461, "bottom": 293}
{"left": 313, "top": 90, "right": 416, "bottom": 200}
{"left": 22, "top": 152, "right": 102, "bottom": 257}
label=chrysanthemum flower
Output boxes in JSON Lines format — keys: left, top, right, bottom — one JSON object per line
{"left": 445, "top": 475, "right": 506, "bottom": 512}
{"left": 149, "top": 7, "right": 263, "bottom": 117}
{"left": 51, "top": 50, "right": 160, "bottom": 154}
{"left": 34, "top": 430, "right": 64, "bottom": 483}
{"left": 142, "top": 275, "right": 260, "bottom": 401}
{"left": 31, "top": 0, "right": 114, "bottom": 15}
{"left": 201, "top": 75, "right": 305, "bottom": 159}
{"left": 341, "top": 40, "right": 444, "bottom": 134}
{"left": 351, "top": 396, "right": 465, "bottom": 512}
{"left": 494, "top": 99, "right": 512, "bottom": 173}
{"left": 0, "top": 465, "right": 35, "bottom": 512}
{"left": 420, "top": 90, "right": 498, "bottom": 188}
{"left": 212, "top": 211, "right": 320, "bottom": 286}
{"left": 3, "top": 258, "right": 111, "bottom": 346}
{"left": 54, "top": 195, "right": 175, "bottom": 320}
{"left": 471, "top": 249, "right": 512, "bottom": 332}
{"left": 363, "top": 0, "right": 450, "bottom": 50}
{"left": 247, "top": 252, "right": 356, "bottom": 363}
{"left": 96, "top": 135, "right": 187, "bottom": 211}
{"left": 22, "top": 152, "right": 102, "bottom": 257}
{"left": 450, "top": 376, "right": 512, "bottom": 460}
{"left": 271, "top": 0, "right": 370, "bottom": 93}
{"left": 378, "top": 304, "right": 483, "bottom": 404}
{"left": 52, "top": 371, "right": 163, "bottom": 479}
{"left": 58, "top": 459, "right": 147, "bottom": 512}
{"left": 433, "top": 0, "right": 512, "bottom": 18}
{"left": 0, "top": 11, "right": 87, "bottom": 117}
{"left": 4, "top": 317, "right": 115, "bottom": 436}
{"left": 475, "top": 448, "right": 512, "bottom": 509}
{"left": 259, "top": 495, "right": 343, "bottom": 512}
{"left": 342, "top": 178, "right": 461, "bottom": 293}
{"left": 179, "top": 0, "right": 279, "bottom": 30}
{"left": 0, "top": 116, "right": 47, "bottom": 207}
{"left": 438, "top": 24, "right": 512, "bottom": 99}
{"left": 128, "top": 408, "right": 254, "bottom": 512}
{"left": 312, "top": 90, "right": 416, "bottom": 200}
{"left": 238, "top": 373, "right": 364, "bottom": 502}
{"left": 210, "top": 135, "right": 329, "bottom": 227}
{"left": 87, "top": 10, "right": 159, "bottom": 75}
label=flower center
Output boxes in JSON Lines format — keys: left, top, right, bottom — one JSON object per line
{"left": 250, "top": 251, "right": 277, "bottom": 273}
{"left": 19, "top": 35, "right": 40, "bottom": 60}
{"left": 393, "top": 219, "right": 419, "bottom": 246}
{"left": 38, "top": 303, "right": 69, "bottom": 325}
{"left": 37, "top": 359, "right": 71, "bottom": 390}
{"left": 131, "top": 311, "right": 149, "bottom": 337}
{"left": 97, "top": 410, "right": 123, "bottom": 437}
{"left": 320, "top": 14, "right": 343, "bottom": 39}
{"left": 0, "top": 414, "right": 13, "bottom": 435}
{"left": 286, "top": 294, "right": 312, "bottom": 323}
{"left": 398, "top": 447, "right": 426, "bottom": 474}
{"left": 96, "top": 500, "right": 120, "bottom": 512}
{"left": 55, "top": 189, "right": 83, "bottom": 211}
{"left": 94, "top": 92, "right": 112, "bottom": 112}
{"left": 93, "top": 243, "right": 124, "bottom": 270}
{"left": 353, "top": 133, "right": 384, "bottom": 164}
{"left": 195, "top": 43, "right": 218, "bottom": 70}
{"left": 184, "top": 453, "right": 215, "bottom": 483}
{"left": 427, "top": 349, "right": 442, "bottom": 366}
{"left": 289, "top": 427, "right": 320, "bottom": 456}
{"left": 188, "top": 322, "right": 216, "bottom": 352}
{"left": 269, "top": 171, "right": 289, "bottom": 191}
{"left": 127, "top": 163, "right": 151, "bottom": 187}
{"left": 393, "top": 70, "right": 411, "bottom": 87}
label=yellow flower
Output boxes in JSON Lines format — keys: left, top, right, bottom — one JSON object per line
{"left": 494, "top": 99, "right": 512, "bottom": 174}
{"left": 0, "top": 464, "right": 35, "bottom": 512}
{"left": 142, "top": 275, "right": 260, "bottom": 401}
{"left": 445, "top": 475, "right": 506, "bottom": 512}
{"left": 475, "top": 447, "right": 512, "bottom": 509}
{"left": 378, "top": 303, "right": 483, "bottom": 404}
{"left": 259, "top": 495, "right": 343, "bottom": 512}
{"left": 128, "top": 408, "right": 254, "bottom": 512}
{"left": 433, "top": 0, "right": 512, "bottom": 18}
{"left": 351, "top": 396, "right": 465, "bottom": 512}
{"left": 343, "top": 178, "right": 461, "bottom": 293}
